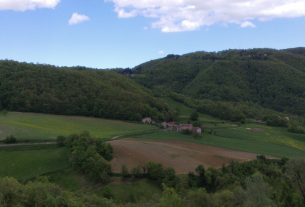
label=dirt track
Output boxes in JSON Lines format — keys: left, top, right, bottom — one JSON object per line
{"left": 110, "top": 139, "right": 257, "bottom": 174}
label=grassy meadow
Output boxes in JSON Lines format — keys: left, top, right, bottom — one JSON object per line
{"left": 0, "top": 112, "right": 155, "bottom": 141}
{"left": 0, "top": 145, "right": 69, "bottom": 180}
{"left": 134, "top": 122, "right": 305, "bottom": 158}
{"left": 0, "top": 108, "right": 304, "bottom": 186}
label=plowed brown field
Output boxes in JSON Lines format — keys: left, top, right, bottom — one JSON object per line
{"left": 110, "top": 139, "right": 257, "bottom": 174}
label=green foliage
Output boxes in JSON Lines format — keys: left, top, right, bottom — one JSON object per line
{"left": 0, "top": 177, "right": 115, "bottom": 207}
{"left": 61, "top": 132, "right": 113, "bottom": 183}
{"left": 144, "top": 162, "right": 179, "bottom": 188}
{"left": 155, "top": 185, "right": 184, "bottom": 207}
{"left": 285, "top": 159, "right": 305, "bottom": 204}
{"left": 3, "top": 135, "right": 17, "bottom": 144}
{"left": 190, "top": 110, "right": 199, "bottom": 121}
{"left": 239, "top": 174, "right": 277, "bottom": 207}
{"left": 0, "top": 60, "right": 172, "bottom": 121}
{"left": 0, "top": 177, "right": 23, "bottom": 207}
{"left": 288, "top": 122, "right": 305, "bottom": 134}
{"left": 121, "top": 165, "right": 130, "bottom": 179}
{"left": 56, "top": 136, "right": 66, "bottom": 147}
{"left": 264, "top": 115, "right": 288, "bottom": 127}
{"left": 132, "top": 49, "right": 305, "bottom": 117}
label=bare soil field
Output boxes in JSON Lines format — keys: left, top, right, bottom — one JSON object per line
{"left": 110, "top": 139, "right": 258, "bottom": 174}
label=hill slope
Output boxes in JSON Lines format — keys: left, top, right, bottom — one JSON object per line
{"left": 0, "top": 61, "right": 172, "bottom": 121}
{"left": 131, "top": 48, "right": 305, "bottom": 116}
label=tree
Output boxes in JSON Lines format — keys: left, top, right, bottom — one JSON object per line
{"left": 3, "top": 135, "right": 17, "bottom": 144}
{"left": 185, "top": 189, "right": 213, "bottom": 207}
{"left": 239, "top": 173, "right": 277, "bottom": 207}
{"left": 156, "top": 185, "right": 184, "bottom": 207}
{"left": 195, "top": 165, "right": 207, "bottom": 187}
{"left": 286, "top": 159, "right": 305, "bottom": 205}
{"left": 56, "top": 135, "right": 66, "bottom": 147}
{"left": 64, "top": 132, "right": 113, "bottom": 183}
{"left": 190, "top": 110, "right": 199, "bottom": 121}
{"left": 0, "top": 177, "right": 23, "bottom": 207}
{"left": 96, "top": 140, "right": 113, "bottom": 161}
{"left": 121, "top": 165, "right": 129, "bottom": 179}
{"left": 146, "top": 162, "right": 165, "bottom": 184}
{"left": 162, "top": 168, "right": 178, "bottom": 188}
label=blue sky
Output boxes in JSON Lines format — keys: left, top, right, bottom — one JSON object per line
{"left": 0, "top": 0, "right": 305, "bottom": 68}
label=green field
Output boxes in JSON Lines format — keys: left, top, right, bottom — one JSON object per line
{"left": 134, "top": 123, "right": 305, "bottom": 158}
{"left": 0, "top": 110, "right": 304, "bottom": 185}
{"left": 0, "top": 145, "right": 69, "bottom": 180}
{"left": 0, "top": 112, "right": 155, "bottom": 141}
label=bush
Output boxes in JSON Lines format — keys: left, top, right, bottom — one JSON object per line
{"left": 288, "top": 122, "right": 305, "bottom": 134}
{"left": 121, "top": 165, "right": 130, "bottom": 179}
{"left": 190, "top": 110, "right": 199, "bottom": 121}
{"left": 56, "top": 135, "right": 66, "bottom": 147}
{"left": 264, "top": 115, "right": 288, "bottom": 127}
{"left": 4, "top": 135, "right": 17, "bottom": 144}
{"left": 62, "top": 132, "right": 113, "bottom": 183}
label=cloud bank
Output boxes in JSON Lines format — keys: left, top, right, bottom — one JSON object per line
{"left": 68, "top": 13, "right": 90, "bottom": 25}
{"left": 111, "top": 0, "right": 305, "bottom": 32}
{"left": 0, "top": 0, "right": 60, "bottom": 11}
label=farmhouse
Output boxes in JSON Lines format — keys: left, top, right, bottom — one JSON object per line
{"left": 161, "top": 122, "right": 179, "bottom": 131}
{"left": 162, "top": 122, "right": 202, "bottom": 136}
{"left": 177, "top": 124, "right": 193, "bottom": 132}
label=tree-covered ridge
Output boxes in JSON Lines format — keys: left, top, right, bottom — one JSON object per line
{"left": 131, "top": 48, "right": 305, "bottom": 116}
{"left": 0, "top": 60, "right": 173, "bottom": 121}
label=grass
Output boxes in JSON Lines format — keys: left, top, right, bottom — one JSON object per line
{"left": 142, "top": 98, "right": 305, "bottom": 158}
{"left": 0, "top": 145, "right": 69, "bottom": 180}
{"left": 0, "top": 112, "right": 155, "bottom": 141}
{"left": 133, "top": 123, "right": 305, "bottom": 158}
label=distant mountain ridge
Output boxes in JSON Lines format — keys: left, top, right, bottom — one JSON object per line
{"left": 130, "top": 48, "right": 305, "bottom": 116}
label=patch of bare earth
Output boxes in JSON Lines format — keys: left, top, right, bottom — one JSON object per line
{"left": 110, "top": 139, "right": 257, "bottom": 174}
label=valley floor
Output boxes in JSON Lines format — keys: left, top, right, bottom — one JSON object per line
{"left": 110, "top": 139, "right": 257, "bottom": 174}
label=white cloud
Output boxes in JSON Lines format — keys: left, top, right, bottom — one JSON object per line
{"left": 158, "top": 50, "right": 165, "bottom": 55}
{"left": 68, "top": 13, "right": 90, "bottom": 25}
{"left": 0, "top": 0, "right": 60, "bottom": 11}
{"left": 110, "top": 0, "right": 305, "bottom": 32}
{"left": 240, "top": 21, "right": 256, "bottom": 28}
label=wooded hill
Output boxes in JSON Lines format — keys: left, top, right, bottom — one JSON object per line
{"left": 131, "top": 48, "right": 305, "bottom": 117}
{"left": 0, "top": 61, "right": 173, "bottom": 121}
{"left": 1, "top": 48, "right": 305, "bottom": 122}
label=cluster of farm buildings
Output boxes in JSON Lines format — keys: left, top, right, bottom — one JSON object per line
{"left": 142, "top": 117, "right": 202, "bottom": 136}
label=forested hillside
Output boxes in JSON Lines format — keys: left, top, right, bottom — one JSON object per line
{"left": 131, "top": 48, "right": 305, "bottom": 116}
{"left": 0, "top": 61, "right": 172, "bottom": 121}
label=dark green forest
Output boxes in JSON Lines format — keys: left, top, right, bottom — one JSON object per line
{"left": 131, "top": 48, "right": 305, "bottom": 117}
{"left": 1, "top": 48, "right": 305, "bottom": 123}
{"left": 0, "top": 60, "right": 173, "bottom": 121}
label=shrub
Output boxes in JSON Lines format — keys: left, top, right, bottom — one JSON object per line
{"left": 4, "top": 135, "right": 17, "bottom": 144}
{"left": 121, "top": 165, "right": 130, "bottom": 179}
{"left": 288, "top": 122, "right": 305, "bottom": 134}
{"left": 62, "top": 132, "right": 113, "bottom": 183}
{"left": 56, "top": 136, "right": 66, "bottom": 147}
{"left": 190, "top": 110, "right": 199, "bottom": 121}
{"left": 264, "top": 115, "right": 288, "bottom": 127}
